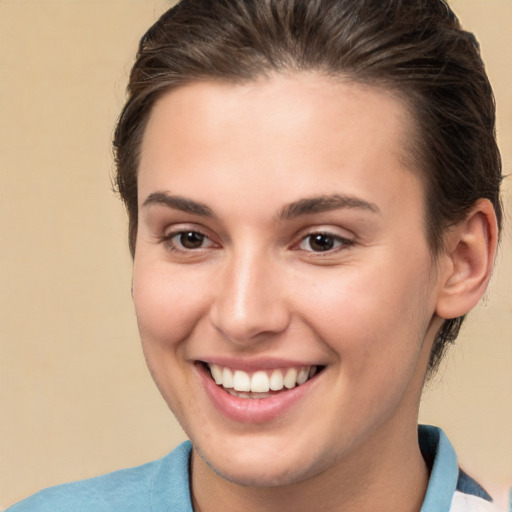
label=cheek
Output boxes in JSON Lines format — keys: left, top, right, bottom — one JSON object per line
{"left": 298, "top": 261, "right": 434, "bottom": 430}
{"left": 295, "top": 253, "right": 435, "bottom": 369}
{"left": 132, "top": 259, "right": 211, "bottom": 347}
{"left": 131, "top": 260, "right": 212, "bottom": 424}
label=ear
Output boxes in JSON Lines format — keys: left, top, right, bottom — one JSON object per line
{"left": 435, "top": 199, "right": 499, "bottom": 320}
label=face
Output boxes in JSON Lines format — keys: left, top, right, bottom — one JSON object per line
{"left": 134, "top": 74, "right": 444, "bottom": 487}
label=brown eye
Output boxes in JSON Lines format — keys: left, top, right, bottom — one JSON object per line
{"left": 309, "top": 234, "right": 334, "bottom": 251}
{"left": 162, "top": 228, "right": 217, "bottom": 253}
{"left": 308, "top": 234, "right": 335, "bottom": 251}
{"left": 178, "top": 231, "right": 206, "bottom": 249}
{"left": 298, "top": 232, "right": 353, "bottom": 253}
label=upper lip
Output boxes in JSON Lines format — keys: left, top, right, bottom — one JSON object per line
{"left": 195, "top": 356, "right": 325, "bottom": 372}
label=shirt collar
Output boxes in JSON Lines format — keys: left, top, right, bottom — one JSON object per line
{"left": 419, "top": 425, "right": 460, "bottom": 512}
{"left": 156, "top": 426, "right": 461, "bottom": 512}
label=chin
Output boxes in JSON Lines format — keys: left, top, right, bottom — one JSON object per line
{"left": 193, "top": 437, "right": 330, "bottom": 489}
{"left": 204, "top": 455, "right": 312, "bottom": 488}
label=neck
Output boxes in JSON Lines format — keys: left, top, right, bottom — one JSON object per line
{"left": 191, "top": 419, "right": 429, "bottom": 512}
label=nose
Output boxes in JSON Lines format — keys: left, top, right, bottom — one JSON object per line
{"left": 209, "top": 249, "right": 291, "bottom": 345}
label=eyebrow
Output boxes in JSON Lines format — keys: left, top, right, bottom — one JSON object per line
{"left": 142, "top": 192, "right": 215, "bottom": 217}
{"left": 279, "top": 194, "right": 380, "bottom": 219}
{"left": 142, "top": 191, "right": 379, "bottom": 220}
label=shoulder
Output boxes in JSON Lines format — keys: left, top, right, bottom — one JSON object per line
{"left": 5, "top": 441, "right": 193, "bottom": 512}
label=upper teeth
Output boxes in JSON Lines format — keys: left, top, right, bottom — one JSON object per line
{"left": 208, "top": 364, "right": 316, "bottom": 393}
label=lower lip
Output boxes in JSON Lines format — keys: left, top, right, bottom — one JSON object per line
{"left": 197, "top": 364, "right": 319, "bottom": 423}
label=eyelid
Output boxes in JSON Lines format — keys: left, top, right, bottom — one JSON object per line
{"left": 156, "top": 223, "right": 355, "bottom": 254}
{"left": 292, "top": 227, "right": 356, "bottom": 253}
{"left": 158, "top": 224, "right": 220, "bottom": 251}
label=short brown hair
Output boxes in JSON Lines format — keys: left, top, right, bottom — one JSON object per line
{"left": 113, "top": 0, "right": 503, "bottom": 376}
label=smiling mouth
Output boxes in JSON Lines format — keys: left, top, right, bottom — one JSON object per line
{"left": 204, "top": 363, "right": 323, "bottom": 399}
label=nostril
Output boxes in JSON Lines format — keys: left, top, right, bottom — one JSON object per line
{"left": 209, "top": 305, "right": 292, "bottom": 345}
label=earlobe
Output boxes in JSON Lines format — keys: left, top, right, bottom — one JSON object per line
{"left": 435, "top": 199, "right": 499, "bottom": 320}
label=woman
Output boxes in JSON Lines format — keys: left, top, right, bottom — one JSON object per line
{"left": 7, "top": 0, "right": 504, "bottom": 511}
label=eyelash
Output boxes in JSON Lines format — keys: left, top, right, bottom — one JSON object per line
{"left": 159, "top": 229, "right": 215, "bottom": 252}
{"left": 297, "top": 232, "right": 354, "bottom": 253}
{"left": 159, "top": 229, "right": 354, "bottom": 254}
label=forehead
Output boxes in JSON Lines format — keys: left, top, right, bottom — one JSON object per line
{"left": 138, "top": 73, "right": 423, "bottom": 219}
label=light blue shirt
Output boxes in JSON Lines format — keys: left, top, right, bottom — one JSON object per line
{"left": 6, "top": 425, "right": 495, "bottom": 512}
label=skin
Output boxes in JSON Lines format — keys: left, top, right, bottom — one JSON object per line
{"left": 132, "top": 73, "right": 494, "bottom": 512}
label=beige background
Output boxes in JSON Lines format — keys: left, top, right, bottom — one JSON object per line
{"left": 0, "top": 0, "right": 510, "bottom": 509}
